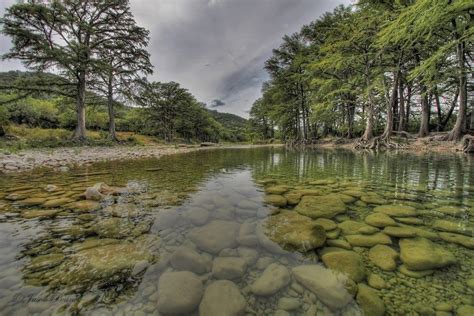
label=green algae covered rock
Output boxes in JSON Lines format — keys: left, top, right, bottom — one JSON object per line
{"left": 55, "top": 237, "right": 156, "bottom": 286}
{"left": 432, "top": 219, "right": 473, "bottom": 236}
{"left": 92, "top": 218, "right": 136, "bottom": 238}
{"left": 356, "top": 284, "right": 385, "bottom": 316}
{"left": 295, "top": 194, "right": 346, "bottom": 219}
{"left": 383, "top": 226, "right": 418, "bottom": 238}
{"left": 399, "top": 237, "right": 456, "bottom": 271}
{"left": 26, "top": 253, "right": 65, "bottom": 272}
{"left": 346, "top": 233, "right": 392, "bottom": 247}
{"left": 374, "top": 204, "right": 417, "bottom": 217}
{"left": 265, "top": 185, "right": 290, "bottom": 195}
{"left": 398, "top": 264, "right": 434, "bottom": 278}
{"left": 264, "top": 194, "right": 287, "bottom": 207}
{"left": 368, "top": 244, "right": 398, "bottom": 271}
{"left": 21, "top": 209, "right": 61, "bottom": 219}
{"left": 338, "top": 220, "right": 372, "bottom": 235}
{"left": 360, "top": 194, "right": 387, "bottom": 205}
{"left": 264, "top": 211, "right": 326, "bottom": 252}
{"left": 365, "top": 213, "right": 397, "bottom": 228}
{"left": 321, "top": 251, "right": 366, "bottom": 282}
{"left": 438, "top": 232, "right": 474, "bottom": 249}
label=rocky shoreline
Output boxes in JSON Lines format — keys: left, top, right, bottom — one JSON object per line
{"left": 0, "top": 145, "right": 216, "bottom": 173}
{"left": 0, "top": 144, "right": 283, "bottom": 174}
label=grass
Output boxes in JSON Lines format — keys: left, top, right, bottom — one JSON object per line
{"left": 0, "top": 125, "right": 164, "bottom": 152}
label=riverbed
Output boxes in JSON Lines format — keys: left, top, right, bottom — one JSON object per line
{"left": 0, "top": 147, "right": 472, "bottom": 315}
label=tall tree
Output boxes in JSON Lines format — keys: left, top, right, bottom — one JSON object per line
{"left": 92, "top": 17, "right": 153, "bottom": 140}
{"left": 1, "top": 0, "right": 145, "bottom": 140}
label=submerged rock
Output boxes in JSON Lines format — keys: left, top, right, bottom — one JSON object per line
{"left": 264, "top": 194, "right": 287, "bottom": 207}
{"left": 26, "top": 253, "right": 65, "bottom": 273}
{"left": 338, "top": 220, "right": 372, "bottom": 235}
{"left": 399, "top": 237, "right": 456, "bottom": 271}
{"left": 432, "top": 219, "right": 473, "bottom": 236}
{"left": 21, "top": 209, "right": 61, "bottom": 219}
{"left": 92, "top": 218, "right": 135, "bottom": 238}
{"left": 170, "top": 246, "right": 211, "bottom": 274}
{"left": 346, "top": 233, "right": 392, "bottom": 247}
{"left": 187, "top": 207, "right": 209, "bottom": 226}
{"left": 439, "top": 232, "right": 474, "bottom": 249}
{"left": 374, "top": 204, "right": 417, "bottom": 217}
{"left": 356, "top": 284, "right": 385, "bottom": 316}
{"left": 251, "top": 263, "right": 291, "bottom": 296}
{"left": 383, "top": 226, "right": 418, "bottom": 238}
{"left": 212, "top": 257, "right": 247, "bottom": 280}
{"left": 265, "top": 185, "right": 290, "bottom": 195}
{"left": 199, "top": 280, "right": 246, "bottom": 316}
{"left": 156, "top": 271, "right": 203, "bottom": 314}
{"left": 398, "top": 264, "right": 434, "bottom": 278}
{"left": 188, "top": 220, "right": 240, "bottom": 254}
{"left": 368, "top": 245, "right": 398, "bottom": 271}
{"left": 321, "top": 251, "right": 366, "bottom": 282}
{"left": 103, "top": 203, "right": 139, "bottom": 218}
{"left": 42, "top": 198, "right": 73, "bottom": 208}
{"left": 295, "top": 194, "right": 346, "bottom": 219}
{"left": 291, "top": 265, "right": 352, "bottom": 309}
{"left": 56, "top": 238, "right": 155, "bottom": 286}
{"left": 263, "top": 211, "right": 326, "bottom": 252}
{"left": 365, "top": 213, "right": 397, "bottom": 228}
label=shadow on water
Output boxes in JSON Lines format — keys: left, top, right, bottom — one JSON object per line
{"left": 0, "top": 147, "right": 472, "bottom": 315}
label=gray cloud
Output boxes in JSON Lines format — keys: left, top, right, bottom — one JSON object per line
{"left": 1, "top": 0, "right": 351, "bottom": 117}
{"left": 210, "top": 99, "right": 225, "bottom": 108}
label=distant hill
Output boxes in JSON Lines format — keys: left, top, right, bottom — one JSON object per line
{"left": 206, "top": 109, "right": 247, "bottom": 129}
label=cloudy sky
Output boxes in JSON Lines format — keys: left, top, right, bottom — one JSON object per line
{"left": 0, "top": 0, "right": 351, "bottom": 117}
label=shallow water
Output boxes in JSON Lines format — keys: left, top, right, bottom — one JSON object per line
{"left": 0, "top": 147, "right": 473, "bottom": 316}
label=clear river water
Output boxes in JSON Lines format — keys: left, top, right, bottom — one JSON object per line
{"left": 0, "top": 147, "right": 472, "bottom": 316}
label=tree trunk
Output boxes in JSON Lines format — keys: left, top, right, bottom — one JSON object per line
{"left": 434, "top": 87, "right": 442, "bottom": 131}
{"left": 398, "top": 77, "right": 406, "bottom": 132}
{"left": 0, "top": 125, "right": 5, "bottom": 137}
{"left": 470, "top": 97, "right": 474, "bottom": 130}
{"left": 405, "top": 84, "right": 412, "bottom": 129}
{"left": 382, "top": 72, "right": 399, "bottom": 138}
{"left": 362, "top": 82, "right": 375, "bottom": 141}
{"left": 72, "top": 71, "right": 87, "bottom": 140}
{"left": 418, "top": 82, "right": 430, "bottom": 137}
{"left": 441, "top": 88, "right": 459, "bottom": 130}
{"left": 447, "top": 40, "right": 467, "bottom": 142}
{"left": 107, "top": 74, "right": 118, "bottom": 141}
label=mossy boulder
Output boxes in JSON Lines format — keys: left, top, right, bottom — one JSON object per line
{"left": 356, "top": 284, "right": 385, "bottom": 316}
{"left": 321, "top": 251, "right": 366, "bottom": 282}
{"left": 17, "top": 197, "right": 47, "bottom": 207}
{"left": 338, "top": 220, "right": 372, "bottom": 235}
{"left": 265, "top": 185, "right": 290, "bottom": 195}
{"left": 314, "top": 218, "right": 337, "bottom": 231}
{"left": 295, "top": 194, "right": 346, "bottom": 219}
{"left": 438, "top": 232, "right": 474, "bottom": 249}
{"left": 398, "top": 265, "right": 434, "bottom": 278}
{"left": 383, "top": 226, "right": 418, "bottom": 238}
{"left": 346, "top": 233, "right": 392, "bottom": 247}
{"left": 92, "top": 218, "right": 136, "bottom": 239}
{"left": 399, "top": 237, "right": 456, "bottom": 271}
{"left": 368, "top": 245, "right": 398, "bottom": 271}
{"left": 25, "top": 253, "right": 65, "bottom": 273}
{"left": 374, "top": 204, "right": 417, "bottom": 217}
{"left": 263, "top": 211, "right": 326, "bottom": 252}
{"left": 432, "top": 219, "right": 473, "bottom": 236}
{"left": 55, "top": 237, "right": 155, "bottom": 286}
{"left": 365, "top": 213, "right": 396, "bottom": 228}
{"left": 437, "top": 206, "right": 466, "bottom": 217}
{"left": 42, "top": 198, "right": 74, "bottom": 208}
{"left": 284, "top": 192, "right": 302, "bottom": 205}
{"left": 66, "top": 200, "right": 101, "bottom": 212}
{"left": 264, "top": 194, "right": 287, "bottom": 207}
{"left": 360, "top": 194, "right": 387, "bottom": 205}
{"left": 103, "top": 203, "right": 139, "bottom": 218}
{"left": 21, "top": 209, "right": 61, "bottom": 219}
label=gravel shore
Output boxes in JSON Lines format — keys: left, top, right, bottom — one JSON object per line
{"left": 0, "top": 145, "right": 204, "bottom": 173}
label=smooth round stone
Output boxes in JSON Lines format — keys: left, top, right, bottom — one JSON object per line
{"left": 437, "top": 206, "right": 466, "bottom": 217}
{"left": 358, "top": 226, "right": 380, "bottom": 235}
{"left": 156, "top": 271, "right": 203, "bottom": 314}
{"left": 398, "top": 265, "right": 434, "bottom": 278}
{"left": 212, "top": 257, "right": 247, "bottom": 280}
{"left": 188, "top": 220, "right": 240, "bottom": 254}
{"left": 264, "top": 194, "right": 287, "bottom": 207}
{"left": 365, "top": 213, "right": 396, "bottom": 228}
{"left": 356, "top": 284, "right": 385, "bottom": 316}
{"left": 367, "top": 274, "right": 387, "bottom": 290}
{"left": 170, "top": 247, "right": 211, "bottom": 275}
{"left": 295, "top": 194, "right": 346, "bottom": 219}
{"left": 291, "top": 265, "right": 352, "bottom": 309}
{"left": 265, "top": 185, "right": 290, "bottom": 195}
{"left": 326, "top": 239, "right": 352, "bottom": 250}
{"left": 321, "top": 251, "right": 366, "bottom": 282}
{"left": 314, "top": 218, "right": 337, "bottom": 231}
{"left": 383, "top": 226, "right": 418, "bottom": 238}
{"left": 467, "top": 278, "right": 474, "bottom": 290}
{"left": 399, "top": 237, "right": 456, "bottom": 271}
{"left": 374, "top": 204, "right": 417, "bottom": 217}
{"left": 199, "top": 280, "right": 246, "bottom": 316}
{"left": 435, "top": 302, "right": 453, "bottom": 312}
{"left": 346, "top": 233, "right": 392, "bottom": 247}
{"left": 251, "top": 263, "right": 291, "bottom": 296}
{"left": 457, "top": 305, "right": 474, "bottom": 316}
{"left": 338, "top": 220, "right": 372, "bottom": 235}
{"left": 277, "top": 297, "right": 301, "bottom": 311}
{"left": 368, "top": 245, "right": 398, "bottom": 271}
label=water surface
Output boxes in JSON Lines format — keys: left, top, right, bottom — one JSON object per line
{"left": 0, "top": 147, "right": 473, "bottom": 315}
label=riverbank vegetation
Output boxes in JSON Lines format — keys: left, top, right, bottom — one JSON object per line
{"left": 249, "top": 0, "right": 473, "bottom": 150}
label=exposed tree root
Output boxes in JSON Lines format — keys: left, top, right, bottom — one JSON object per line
{"left": 461, "top": 135, "right": 474, "bottom": 153}
{"left": 354, "top": 136, "right": 406, "bottom": 151}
